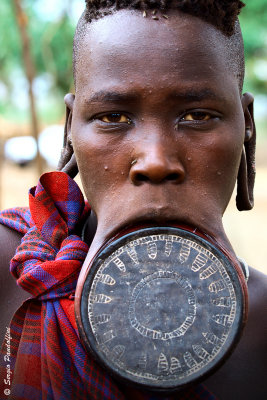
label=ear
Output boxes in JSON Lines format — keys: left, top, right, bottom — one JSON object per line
{"left": 236, "top": 93, "right": 256, "bottom": 211}
{"left": 57, "top": 93, "right": 79, "bottom": 179}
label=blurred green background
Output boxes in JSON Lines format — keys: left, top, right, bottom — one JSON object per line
{"left": 0, "top": 0, "right": 82, "bottom": 124}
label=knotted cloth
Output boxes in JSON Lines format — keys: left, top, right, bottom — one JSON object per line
{"left": 0, "top": 172, "right": 217, "bottom": 400}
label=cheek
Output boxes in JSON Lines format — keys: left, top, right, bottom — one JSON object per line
{"left": 72, "top": 127, "right": 131, "bottom": 209}
{"left": 189, "top": 130, "right": 243, "bottom": 206}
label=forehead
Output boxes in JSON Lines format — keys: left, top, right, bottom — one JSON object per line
{"left": 75, "top": 10, "right": 239, "bottom": 99}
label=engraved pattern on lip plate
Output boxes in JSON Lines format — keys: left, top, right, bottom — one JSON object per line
{"left": 83, "top": 228, "right": 242, "bottom": 390}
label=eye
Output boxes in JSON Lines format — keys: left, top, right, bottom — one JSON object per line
{"left": 181, "top": 112, "right": 211, "bottom": 122}
{"left": 100, "top": 113, "right": 131, "bottom": 124}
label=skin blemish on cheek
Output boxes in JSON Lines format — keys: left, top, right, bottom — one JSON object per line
{"left": 104, "top": 166, "right": 109, "bottom": 171}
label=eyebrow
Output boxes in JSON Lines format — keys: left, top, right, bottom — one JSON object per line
{"left": 169, "top": 89, "right": 220, "bottom": 102}
{"left": 85, "top": 88, "right": 224, "bottom": 105}
{"left": 85, "top": 91, "right": 139, "bottom": 104}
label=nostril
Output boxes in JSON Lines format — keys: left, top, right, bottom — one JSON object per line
{"left": 135, "top": 173, "right": 150, "bottom": 182}
{"left": 166, "top": 173, "right": 180, "bottom": 181}
{"left": 134, "top": 172, "right": 181, "bottom": 184}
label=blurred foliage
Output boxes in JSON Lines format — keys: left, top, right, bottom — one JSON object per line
{"left": 240, "top": 0, "right": 267, "bottom": 95}
{"left": 0, "top": 0, "right": 77, "bottom": 123}
{"left": 0, "top": 0, "right": 266, "bottom": 132}
{"left": 240, "top": 0, "right": 267, "bottom": 57}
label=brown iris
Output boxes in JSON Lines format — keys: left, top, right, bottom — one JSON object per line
{"left": 183, "top": 112, "right": 211, "bottom": 121}
{"left": 101, "top": 113, "right": 130, "bottom": 123}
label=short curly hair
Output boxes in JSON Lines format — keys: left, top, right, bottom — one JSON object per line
{"left": 84, "top": 0, "right": 244, "bottom": 36}
{"left": 73, "top": 0, "right": 245, "bottom": 91}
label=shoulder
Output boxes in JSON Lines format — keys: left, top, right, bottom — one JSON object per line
{"left": 247, "top": 267, "right": 267, "bottom": 310}
{"left": 244, "top": 267, "right": 267, "bottom": 366}
{"left": 204, "top": 267, "right": 267, "bottom": 399}
{"left": 0, "top": 222, "right": 24, "bottom": 265}
{"left": 245, "top": 268, "right": 267, "bottom": 356}
{"left": 0, "top": 223, "right": 28, "bottom": 341}
{"left": 0, "top": 206, "right": 32, "bottom": 270}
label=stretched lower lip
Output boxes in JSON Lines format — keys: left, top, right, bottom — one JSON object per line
{"left": 109, "top": 217, "right": 196, "bottom": 242}
{"left": 106, "top": 219, "right": 225, "bottom": 265}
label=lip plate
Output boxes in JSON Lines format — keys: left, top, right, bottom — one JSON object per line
{"left": 76, "top": 225, "right": 248, "bottom": 393}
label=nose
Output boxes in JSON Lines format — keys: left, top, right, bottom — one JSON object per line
{"left": 129, "top": 140, "right": 185, "bottom": 185}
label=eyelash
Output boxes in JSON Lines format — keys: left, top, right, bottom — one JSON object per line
{"left": 95, "top": 113, "right": 132, "bottom": 124}
{"left": 93, "top": 110, "right": 218, "bottom": 127}
{"left": 180, "top": 111, "right": 212, "bottom": 122}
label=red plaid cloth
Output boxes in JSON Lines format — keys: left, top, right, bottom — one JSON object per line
{"left": 0, "top": 172, "right": 217, "bottom": 400}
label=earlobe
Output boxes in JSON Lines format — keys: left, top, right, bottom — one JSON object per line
{"left": 63, "top": 93, "right": 75, "bottom": 149}
{"left": 241, "top": 93, "right": 254, "bottom": 141}
{"left": 57, "top": 93, "right": 79, "bottom": 179}
{"left": 236, "top": 93, "right": 256, "bottom": 211}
